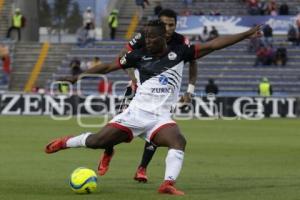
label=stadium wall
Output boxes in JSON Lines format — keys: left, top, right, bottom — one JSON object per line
{"left": 0, "top": 93, "right": 299, "bottom": 118}
{"left": 176, "top": 15, "right": 297, "bottom": 35}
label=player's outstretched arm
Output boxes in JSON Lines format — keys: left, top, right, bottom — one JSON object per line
{"left": 59, "top": 61, "right": 120, "bottom": 84}
{"left": 195, "top": 25, "right": 262, "bottom": 59}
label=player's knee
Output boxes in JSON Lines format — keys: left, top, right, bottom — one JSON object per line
{"left": 86, "top": 135, "right": 107, "bottom": 149}
{"left": 179, "top": 136, "right": 187, "bottom": 149}
{"left": 170, "top": 135, "right": 186, "bottom": 150}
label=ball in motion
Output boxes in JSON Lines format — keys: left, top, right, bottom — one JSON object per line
{"left": 69, "top": 167, "right": 97, "bottom": 194}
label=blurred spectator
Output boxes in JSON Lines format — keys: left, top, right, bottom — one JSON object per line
{"left": 279, "top": 3, "right": 289, "bottom": 15}
{"left": 76, "top": 23, "right": 95, "bottom": 47}
{"left": 199, "top": 26, "right": 209, "bottom": 42}
{"left": 265, "top": 45, "right": 274, "bottom": 65}
{"left": 83, "top": 7, "right": 95, "bottom": 28}
{"left": 154, "top": 1, "right": 163, "bottom": 16}
{"left": 296, "top": 14, "right": 300, "bottom": 43}
{"left": 144, "top": 0, "right": 150, "bottom": 7}
{"left": 205, "top": 79, "right": 219, "bottom": 95}
{"left": 76, "top": 26, "right": 88, "bottom": 47}
{"left": 254, "top": 45, "right": 268, "bottom": 66}
{"left": 69, "top": 57, "right": 82, "bottom": 76}
{"left": 258, "top": 0, "right": 268, "bottom": 15}
{"left": 85, "top": 23, "right": 96, "bottom": 46}
{"left": 274, "top": 44, "right": 287, "bottom": 66}
{"left": 287, "top": 25, "right": 298, "bottom": 45}
{"left": 31, "top": 86, "right": 45, "bottom": 94}
{"left": 258, "top": 77, "right": 272, "bottom": 97}
{"left": 136, "top": 0, "right": 145, "bottom": 19}
{"left": 262, "top": 24, "right": 273, "bottom": 46}
{"left": 108, "top": 9, "right": 119, "bottom": 40}
{"left": 6, "top": 8, "right": 26, "bottom": 41}
{"left": 248, "top": 29, "right": 262, "bottom": 52}
{"left": 80, "top": 58, "right": 88, "bottom": 71}
{"left": 181, "top": 9, "right": 191, "bottom": 16}
{"left": 208, "top": 26, "right": 219, "bottom": 41}
{"left": 98, "top": 79, "right": 113, "bottom": 94}
{"left": 193, "top": 10, "right": 204, "bottom": 15}
{"left": 87, "top": 57, "right": 102, "bottom": 70}
{"left": 209, "top": 9, "right": 221, "bottom": 16}
{"left": 0, "top": 44, "right": 10, "bottom": 84}
{"left": 266, "top": 0, "right": 277, "bottom": 16}
{"left": 58, "top": 83, "right": 70, "bottom": 94}
{"left": 247, "top": 0, "right": 259, "bottom": 15}
{"left": 183, "top": 0, "right": 193, "bottom": 7}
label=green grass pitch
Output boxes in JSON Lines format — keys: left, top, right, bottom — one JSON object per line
{"left": 0, "top": 116, "right": 300, "bottom": 200}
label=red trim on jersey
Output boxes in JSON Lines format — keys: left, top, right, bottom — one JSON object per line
{"left": 115, "top": 57, "right": 123, "bottom": 69}
{"left": 149, "top": 123, "right": 177, "bottom": 141}
{"left": 107, "top": 123, "right": 133, "bottom": 142}
{"left": 194, "top": 44, "right": 201, "bottom": 58}
{"left": 125, "top": 43, "right": 133, "bottom": 51}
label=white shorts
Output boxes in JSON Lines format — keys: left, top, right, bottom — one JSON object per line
{"left": 108, "top": 106, "right": 176, "bottom": 142}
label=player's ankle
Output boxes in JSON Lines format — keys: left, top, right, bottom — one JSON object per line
{"left": 104, "top": 148, "right": 114, "bottom": 155}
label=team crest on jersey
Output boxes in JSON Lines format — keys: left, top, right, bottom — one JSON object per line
{"left": 134, "top": 33, "right": 142, "bottom": 39}
{"left": 120, "top": 55, "right": 127, "bottom": 65}
{"left": 159, "top": 75, "right": 169, "bottom": 85}
{"left": 168, "top": 52, "right": 177, "bottom": 60}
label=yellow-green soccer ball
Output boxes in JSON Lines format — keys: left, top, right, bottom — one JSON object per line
{"left": 69, "top": 167, "right": 97, "bottom": 194}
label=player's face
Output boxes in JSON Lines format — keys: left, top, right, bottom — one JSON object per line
{"left": 159, "top": 16, "right": 176, "bottom": 39}
{"left": 145, "top": 27, "right": 166, "bottom": 54}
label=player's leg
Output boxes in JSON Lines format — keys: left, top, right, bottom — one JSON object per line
{"left": 151, "top": 124, "right": 186, "bottom": 195}
{"left": 134, "top": 141, "right": 157, "bottom": 182}
{"left": 45, "top": 124, "right": 132, "bottom": 153}
{"left": 98, "top": 146, "right": 115, "bottom": 176}
{"left": 98, "top": 83, "right": 136, "bottom": 176}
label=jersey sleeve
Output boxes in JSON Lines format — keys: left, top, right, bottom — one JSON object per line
{"left": 182, "top": 44, "right": 197, "bottom": 62}
{"left": 117, "top": 51, "right": 139, "bottom": 69}
{"left": 126, "top": 32, "right": 145, "bottom": 51}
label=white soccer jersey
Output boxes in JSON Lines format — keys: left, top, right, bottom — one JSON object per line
{"left": 117, "top": 44, "right": 196, "bottom": 115}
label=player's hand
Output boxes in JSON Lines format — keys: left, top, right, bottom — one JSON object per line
{"left": 57, "top": 75, "right": 78, "bottom": 84}
{"left": 248, "top": 24, "right": 263, "bottom": 38}
{"left": 179, "top": 92, "right": 194, "bottom": 103}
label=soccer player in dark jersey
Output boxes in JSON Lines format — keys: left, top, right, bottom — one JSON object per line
{"left": 99, "top": 9, "right": 198, "bottom": 182}
{"left": 46, "top": 20, "right": 261, "bottom": 195}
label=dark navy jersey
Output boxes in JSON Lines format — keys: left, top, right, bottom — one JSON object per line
{"left": 117, "top": 44, "right": 196, "bottom": 114}
{"left": 126, "top": 31, "right": 190, "bottom": 51}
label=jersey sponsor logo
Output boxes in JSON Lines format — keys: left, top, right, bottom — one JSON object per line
{"left": 115, "top": 118, "right": 125, "bottom": 124}
{"left": 120, "top": 55, "right": 127, "bottom": 65}
{"left": 159, "top": 75, "right": 169, "bottom": 85}
{"left": 142, "top": 56, "right": 153, "bottom": 61}
{"left": 151, "top": 87, "right": 174, "bottom": 93}
{"left": 168, "top": 52, "right": 177, "bottom": 60}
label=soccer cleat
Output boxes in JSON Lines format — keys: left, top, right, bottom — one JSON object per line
{"left": 98, "top": 150, "right": 115, "bottom": 176}
{"left": 134, "top": 166, "right": 148, "bottom": 183}
{"left": 158, "top": 180, "right": 185, "bottom": 195}
{"left": 45, "top": 136, "right": 72, "bottom": 154}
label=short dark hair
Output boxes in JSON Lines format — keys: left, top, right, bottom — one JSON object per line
{"left": 158, "top": 9, "right": 177, "bottom": 23}
{"left": 146, "top": 19, "right": 166, "bottom": 35}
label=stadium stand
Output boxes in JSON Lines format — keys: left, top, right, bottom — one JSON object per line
{"left": 49, "top": 38, "right": 300, "bottom": 96}
{"left": 0, "top": 0, "right": 299, "bottom": 96}
{"left": 115, "top": 0, "right": 156, "bottom": 39}
{"left": 0, "top": 39, "right": 14, "bottom": 91}
{"left": 10, "top": 42, "right": 71, "bottom": 91}
{"left": 0, "top": 0, "right": 10, "bottom": 39}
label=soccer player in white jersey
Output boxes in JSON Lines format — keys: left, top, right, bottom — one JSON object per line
{"left": 99, "top": 9, "right": 197, "bottom": 182}
{"left": 45, "top": 20, "right": 261, "bottom": 195}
